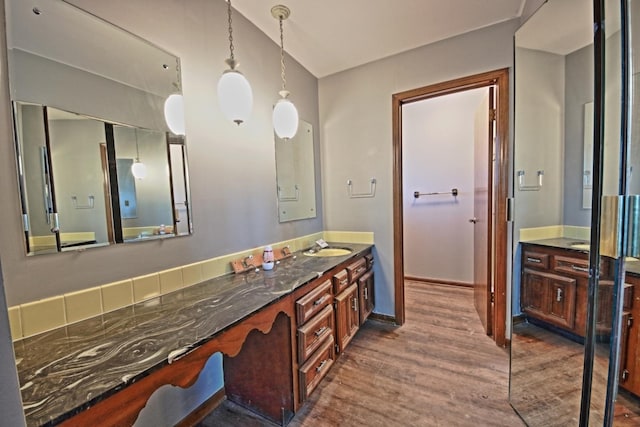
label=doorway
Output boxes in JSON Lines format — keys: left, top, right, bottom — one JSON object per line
{"left": 392, "top": 69, "right": 509, "bottom": 346}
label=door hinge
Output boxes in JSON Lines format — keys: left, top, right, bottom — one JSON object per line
{"left": 489, "top": 108, "right": 497, "bottom": 121}
{"left": 629, "top": 316, "right": 634, "bottom": 328}
{"left": 335, "top": 344, "right": 340, "bottom": 354}
{"left": 623, "top": 369, "right": 630, "bottom": 382}
{"left": 506, "top": 198, "right": 514, "bottom": 222}
{"left": 491, "top": 292, "right": 495, "bottom": 303}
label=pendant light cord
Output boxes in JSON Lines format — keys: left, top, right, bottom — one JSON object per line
{"left": 227, "top": 0, "right": 235, "bottom": 61}
{"left": 134, "top": 129, "right": 140, "bottom": 161}
{"left": 279, "top": 16, "right": 286, "bottom": 92}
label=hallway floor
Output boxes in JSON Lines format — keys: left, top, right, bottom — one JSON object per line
{"left": 198, "top": 281, "right": 524, "bottom": 426}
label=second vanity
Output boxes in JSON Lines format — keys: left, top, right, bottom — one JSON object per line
{"left": 520, "top": 238, "right": 640, "bottom": 398}
{"left": 14, "top": 243, "right": 375, "bottom": 426}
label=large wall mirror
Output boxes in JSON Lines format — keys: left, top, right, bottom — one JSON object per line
{"left": 6, "top": 0, "right": 192, "bottom": 255}
{"left": 274, "top": 120, "right": 316, "bottom": 222}
{"left": 510, "top": 0, "right": 640, "bottom": 425}
{"left": 511, "top": 0, "right": 595, "bottom": 424}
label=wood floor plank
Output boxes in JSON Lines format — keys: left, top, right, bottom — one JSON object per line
{"left": 198, "top": 282, "right": 524, "bottom": 426}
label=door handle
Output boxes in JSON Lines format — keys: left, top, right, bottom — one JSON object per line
{"left": 469, "top": 218, "right": 478, "bottom": 224}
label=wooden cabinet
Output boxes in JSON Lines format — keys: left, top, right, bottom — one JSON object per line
{"left": 333, "top": 254, "right": 375, "bottom": 354}
{"left": 358, "top": 270, "right": 375, "bottom": 325}
{"left": 520, "top": 244, "right": 617, "bottom": 337}
{"left": 294, "top": 249, "right": 375, "bottom": 402}
{"left": 620, "top": 274, "right": 640, "bottom": 396}
{"left": 335, "top": 283, "right": 360, "bottom": 353}
{"left": 522, "top": 268, "right": 576, "bottom": 330}
{"left": 294, "top": 278, "right": 335, "bottom": 403}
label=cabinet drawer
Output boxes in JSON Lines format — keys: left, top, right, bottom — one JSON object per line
{"left": 346, "top": 258, "right": 367, "bottom": 283}
{"left": 333, "top": 269, "right": 349, "bottom": 295}
{"left": 299, "top": 335, "right": 335, "bottom": 402}
{"left": 365, "top": 253, "right": 374, "bottom": 269}
{"left": 553, "top": 255, "right": 590, "bottom": 277}
{"left": 296, "top": 279, "right": 333, "bottom": 325}
{"left": 523, "top": 251, "right": 550, "bottom": 270}
{"left": 297, "top": 305, "right": 334, "bottom": 364}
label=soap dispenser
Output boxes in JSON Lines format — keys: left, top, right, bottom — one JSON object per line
{"left": 262, "top": 246, "right": 275, "bottom": 270}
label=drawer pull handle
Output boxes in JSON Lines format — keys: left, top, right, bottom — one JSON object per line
{"left": 623, "top": 369, "right": 630, "bottom": 382}
{"left": 556, "top": 288, "right": 562, "bottom": 302}
{"left": 313, "top": 295, "right": 328, "bottom": 307}
{"left": 314, "top": 326, "right": 328, "bottom": 337}
{"left": 316, "top": 359, "right": 328, "bottom": 373}
{"left": 526, "top": 257, "right": 541, "bottom": 263}
{"left": 571, "top": 265, "right": 589, "bottom": 273}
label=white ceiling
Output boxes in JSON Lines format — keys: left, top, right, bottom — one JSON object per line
{"left": 516, "top": 0, "right": 593, "bottom": 55}
{"left": 233, "top": 0, "right": 528, "bottom": 78}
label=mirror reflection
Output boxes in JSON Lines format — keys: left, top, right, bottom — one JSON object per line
{"left": 275, "top": 120, "right": 317, "bottom": 222}
{"left": 511, "top": 0, "right": 594, "bottom": 423}
{"left": 511, "top": 0, "right": 640, "bottom": 425}
{"left": 6, "top": 0, "right": 192, "bottom": 255}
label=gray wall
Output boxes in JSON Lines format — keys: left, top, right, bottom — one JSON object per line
{"left": 114, "top": 127, "right": 174, "bottom": 230}
{"left": 319, "top": 19, "right": 520, "bottom": 316}
{"left": 49, "top": 119, "right": 110, "bottom": 243}
{"left": 0, "top": 0, "right": 322, "bottom": 306}
{"left": 514, "top": 48, "right": 565, "bottom": 231}
{"left": 563, "top": 44, "right": 594, "bottom": 226}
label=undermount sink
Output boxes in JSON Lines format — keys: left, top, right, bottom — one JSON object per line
{"left": 303, "top": 247, "right": 352, "bottom": 257}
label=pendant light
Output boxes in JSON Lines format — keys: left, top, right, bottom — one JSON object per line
{"left": 217, "top": 0, "right": 253, "bottom": 125}
{"left": 131, "top": 129, "right": 147, "bottom": 180}
{"left": 164, "top": 93, "right": 185, "bottom": 135}
{"left": 271, "top": 5, "right": 298, "bottom": 140}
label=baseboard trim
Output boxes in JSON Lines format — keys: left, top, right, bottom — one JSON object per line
{"left": 369, "top": 312, "right": 396, "bottom": 324}
{"left": 512, "top": 314, "right": 526, "bottom": 326}
{"left": 176, "top": 387, "right": 226, "bottom": 427}
{"left": 404, "top": 276, "right": 474, "bottom": 288}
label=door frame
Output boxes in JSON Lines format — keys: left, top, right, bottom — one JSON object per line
{"left": 392, "top": 68, "right": 509, "bottom": 346}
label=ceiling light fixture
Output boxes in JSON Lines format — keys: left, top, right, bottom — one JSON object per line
{"left": 164, "top": 92, "right": 185, "bottom": 135}
{"left": 131, "top": 129, "right": 147, "bottom": 180}
{"left": 217, "top": 0, "right": 253, "bottom": 125}
{"left": 271, "top": 4, "right": 298, "bottom": 140}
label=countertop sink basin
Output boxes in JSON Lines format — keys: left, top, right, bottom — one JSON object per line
{"left": 303, "top": 247, "right": 352, "bottom": 257}
{"left": 570, "top": 243, "right": 591, "bottom": 250}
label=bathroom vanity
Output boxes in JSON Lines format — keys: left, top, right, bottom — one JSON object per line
{"left": 520, "top": 239, "right": 640, "bottom": 398}
{"left": 14, "top": 244, "right": 375, "bottom": 426}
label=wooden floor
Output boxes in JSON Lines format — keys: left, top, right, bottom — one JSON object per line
{"left": 511, "top": 321, "right": 640, "bottom": 426}
{"left": 198, "top": 282, "right": 524, "bottom": 426}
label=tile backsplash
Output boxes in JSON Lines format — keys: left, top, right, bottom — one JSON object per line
{"left": 9, "top": 231, "right": 373, "bottom": 341}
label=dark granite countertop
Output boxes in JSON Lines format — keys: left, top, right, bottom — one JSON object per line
{"left": 520, "top": 238, "right": 640, "bottom": 275}
{"left": 13, "top": 242, "right": 373, "bottom": 426}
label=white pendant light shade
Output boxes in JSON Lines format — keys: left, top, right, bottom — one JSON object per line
{"left": 164, "top": 94, "right": 185, "bottom": 135}
{"left": 131, "top": 161, "right": 147, "bottom": 180}
{"left": 218, "top": 69, "right": 253, "bottom": 125}
{"left": 273, "top": 97, "right": 299, "bottom": 140}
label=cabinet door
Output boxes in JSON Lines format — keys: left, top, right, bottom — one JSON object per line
{"left": 358, "top": 270, "right": 374, "bottom": 325}
{"left": 547, "top": 275, "right": 576, "bottom": 329}
{"left": 522, "top": 268, "right": 549, "bottom": 316}
{"left": 522, "top": 269, "right": 577, "bottom": 330}
{"left": 335, "top": 284, "right": 359, "bottom": 354}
